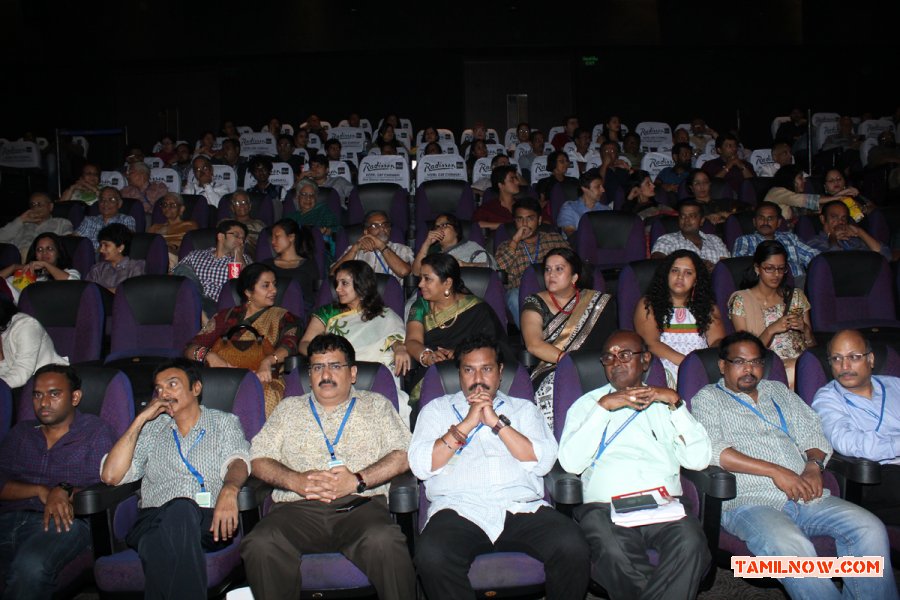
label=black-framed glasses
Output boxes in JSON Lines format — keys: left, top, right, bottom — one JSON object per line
{"left": 826, "top": 352, "right": 871, "bottom": 366}
{"left": 723, "top": 357, "right": 765, "bottom": 367}
{"left": 432, "top": 222, "right": 453, "bottom": 230}
{"left": 599, "top": 350, "right": 641, "bottom": 366}
{"left": 760, "top": 265, "right": 788, "bottom": 274}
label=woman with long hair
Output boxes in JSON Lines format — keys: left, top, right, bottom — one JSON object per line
{"left": 2, "top": 233, "right": 80, "bottom": 303}
{"left": 635, "top": 249, "right": 726, "bottom": 386}
{"left": 728, "top": 240, "right": 814, "bottom": 387}
{"left": 263, "top": 218, "right": 319, "bottom": 313}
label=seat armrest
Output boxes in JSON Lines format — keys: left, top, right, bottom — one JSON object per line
{"left": 73, "top": 480, "right": 142, "bottom": 516}
{"left": 518, "top": 349, "right": 540, "bottom": 369}
{"left": 388, "top": 471, "right": 418, "bottom": 514}
{"left": 545, "top": 461, "right": 583, "bottom": 506}
{"left": 238, "top": 476, "right": 272, "bottom": 512}
{"left": 681, "top": 466, "right": 736, "bottom": 500}
{"left": 827, "top": 453, "right": 881, "bottom": 486}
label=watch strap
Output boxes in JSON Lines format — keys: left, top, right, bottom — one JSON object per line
{"left": 492, "top": 414, "right": 511, "bottom": 434}
{"left": 354, "top": 472, "right": 367, "bottom": 492}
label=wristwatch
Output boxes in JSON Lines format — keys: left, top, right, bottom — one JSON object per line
{"left": 354, "top": 472, "right": 367, "bottom": 493}
{"left": 492, "top": 414, "right": 511, "bottom": 435}
{"left": 57, "top": 482, "right": 75, "bottom": 498}
{"left": 809, "top": 458, "right": 826, "bottom": 472}
{"left": 669, "top": 398, "right": 685, "bottom": 411}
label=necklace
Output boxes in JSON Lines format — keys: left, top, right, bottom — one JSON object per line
{"left": 754, "top": 287, "right": 780, "bottom": 308}
{"left": 435, "top": 297, "right": 459, "bottom": 329}
{"left": 549, "top": 288, "right": 579, "bottom": 314}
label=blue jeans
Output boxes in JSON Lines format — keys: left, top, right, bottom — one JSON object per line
{"left": 0, "top": 510, "right": 92, "bottom": 600}
{"left": 722, "top": 496, "right": 897, "bottom": 600}
{"left": 505, "top": 288, "right": 521, "bottom": 328}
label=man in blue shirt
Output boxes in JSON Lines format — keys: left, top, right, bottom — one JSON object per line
{"left": 806, "top": 201, "right": 891, "bottom": 260}
{"left": 654, "top": 143, "right": 693, "bottom": 193}
{"left": 812, "top": 329, "right": 900, "bottom": 525}
{"left": 557, "top": 169, "right": 611, "bottom": 237}
{"left": 732, "top": 201, "right": 820, "bottom": 284}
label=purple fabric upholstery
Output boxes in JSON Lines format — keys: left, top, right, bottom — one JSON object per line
{"left": 347, "top": 183, "right": 409, "bottom": 233}
{"left": 53, "top": 201, "right": 86, "bottom": 229}
{"left": 0, "top": 380, "right": 11, "bottom": 442}
{"left": 216, "top": 276, "right": 305, "bottom": 325}
{"left": 129, "top": 232, "right": 169, "bottom": 275}
{"left": 19, "top": 280, "right": 104, "bottom": 363}
{"left": 177, "top": 228, "right": 217, "bottom": 260}
{"left": 796, "top": 344, "right": 900, "bottom": 406}
{"left": 616, "top": 259, "right": 664, "bottom": 329}
{"left": 549, "top": 179, "right": 582, "bottom": 223}
{"left": 723, "top": 212, "right": 755, "bottom": 252}
{"left": 298, "top": 553, "right": 374, "bottom": 591}
{"left": 198, "top": 368, "right": 266, "bottom": 438}
{"left": 806, "top": 251, "right": 899, "bottom": 332}
{"left": 414, "top": 181, "right": 475, "bottom": 231}
{"left": 284, "top": 361, "right": 399, "bottom": 412}
{"left": 59, "top": 236, "right": 96, "bottom": 276}
{"left": 795, "top": 214, "right": 822, "bottom": 242}
{"left": 314, "top": 273, "right": 404, "bottom": 318}
{"left": 107, "top": 275, "right": 202, "bottom": 361}
{"left": 0, "top": 243, "right": 20, "bottom": 270}
{"left": 468, "top": 553, "right": 546, "bottom": 590}
{"left": 575, "top": 211, "right": 646, "bottom": 270}
{"left": 461, "top": 267, "right": 508, "bottom": 330}
{"left": 678, "top": 348, "right": 787, "bottom": 407}
{"left": 151, "top": 194, "right": 211, "bottom": 227}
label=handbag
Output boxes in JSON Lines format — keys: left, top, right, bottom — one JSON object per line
{"left": 210, "top": 309, "right": 275, "bottom": 370}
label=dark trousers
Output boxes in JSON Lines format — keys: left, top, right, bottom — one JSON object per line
{"left": 860, "top": 464, "right": 900, "bottom": 526}
{"left": 240, "top": 495, "right": 416, "bottom": 600}
{"left": 126, "top": 498, "right": 230, "bottom": 600}
{"left": 573, "top": 502, "right": 710, "bottom": 600}
{"left": 414, "top": 507, "right": 590, "bottom": 600}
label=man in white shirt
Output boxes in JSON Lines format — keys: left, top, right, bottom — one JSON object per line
{"left": 0, "top": 192, "right": 72, "bottom": 260}
{"left": 183, "top": 156, "right": 229, "bottom": 208}
{"left": 331, "top": 210, "right": 413, "bottom": 282}
{"left": 559, "top": 330, "right": 712, "bottom": 600}
{"left": 409, "top": 334, "right": 589, "bottom": 600}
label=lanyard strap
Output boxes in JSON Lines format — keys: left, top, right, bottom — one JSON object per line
{"left": 451, "top": 399, "right": 505, "bottom": 455}
{"left": 521, "top": 235, "right": 541, "bottom": 265}
{"left": 591, "top": 410, "right": 642, "bottom": 467}
{"left": 839, "top": 377, "right": 887, "bottom": 432}
{"left": 373, "top": 250, "right": 390, "bottom": 275}
{"left": 716, "top": 383, "right": 795, "bottom": 445}
{"left": 172, "top": 428, "right": 206, "bottom": 492}
{"left": 309, "top": 396, "right": 357, "bottom": 461}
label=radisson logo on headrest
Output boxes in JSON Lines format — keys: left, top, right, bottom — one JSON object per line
{"left": 423, "top": 160, "right": 463, "bottom": 172}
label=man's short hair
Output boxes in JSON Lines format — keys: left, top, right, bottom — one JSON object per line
{"left": 671, "top": 142, "right": 692, "bottom": 156}
{"left": 530, "top": 130, "right": 545, "bottom": 144}
{"left": 573, "top": 127, "right": 589, "bottom": 139}
{"left": 324, "top": 139, "right": 341, "bottom": 150}
{"left": 823, "top": 201, "right": 850, "bottom": 219}
{"left": 176, "top": 142, "right": 191, "bottom": 153}
{"left": 623, "top": 131, "right": 641, "bottom": 144}
{"left": 216, "top": 218, "right": 248, "bottom": 237}
{"left": 193, "top": 155, "right": 213, "bottom": 169}
{"left": 771, "top": 139, "right": 791, "bottom": 153}
{"left": 513, "top": 197, "right": 541, "bottom": 216}
{"left": 715, "top": 132, "right": 739, "bottom": 150}
{"left": 100, "top": 186, "right": 122, "bottom": 201}
{"left": 718, "top": 331, "right": 766, "bottom": 361}
{"left": 491, "top": 165, "right": 518, "bottom": 190}
{"left": 277, "top": 134, "right": 294, "bottom": 146}
{"left": 308, "top": 334, "right": 356, "bottom": 366}
{"left": 34, "top": 364, "right": 81, "bottom": 393}
{"left": 308, "top": 154, "right": 329, "bottom": 168}
{"left": 579, "top": 168, "right": 602, "bottom": 188}
{"left": 454, "top": 334, "right": 503, "bottom": 369}
{"left": 755, "top": 201, "right": 782, "bottom": 217}
{"left": 30, "top": 191, "right": 52, "bottom": 204}
{"left": 490, "top": 153, "right": 508, "bottom": 167}
{"left": 128, "top": 162, "right": 150, "bottom": 176}
{"left": 222, "top": 138, "right": 241, "bottom": 152}
{"left": 98, "top": 223, "right": 133, "bottom": 255}
{"left": 676, "top": 198, "right": 702, "bottom": 213}
{"left": 153, "top": 358, "right": 203, "bottom": 399}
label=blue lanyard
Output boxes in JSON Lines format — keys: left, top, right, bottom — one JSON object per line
{"left": 591, "top": 410, "right": 643, "bottom": 467}
{"left": 451, "top": 399, "right": 505, "bottom": 455}
{"left": 308, "top": 397, "right": 357, "bottom": 461}
{"left": 716, "top": 383, "right": 795, "bottom": 445}
{"left": 373, "top": 250, "right": 390, "bottom": 275}
{"left": 838, "top": 377, "right": 887, "bottom": 432}
{"left": 521, "top": 235, "right": 541, "bottom": 265}
{"left": 172, "top": 428, "right": 206, "bottom": 492}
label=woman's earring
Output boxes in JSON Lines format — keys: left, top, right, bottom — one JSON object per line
{"left": 443, "top": 289, "right": 450, "bottom": 298}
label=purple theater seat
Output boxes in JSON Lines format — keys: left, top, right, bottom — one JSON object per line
{"left": 59, "top": 235, "right": 96, "bottom": 276}
{"left": 19, "top": 280, "right": 104, "bottom": 364}
{"left": 334, "top": 223, "right": 406, "bottom": 258}
{"left": 0, "top": 243, "right": 20, "bottom": 271}
{"left": 723, "top": 212, "right": 755, "bottom": 252}
{"left": 616, "top": 258, "right": 664, "bottom": 330}
{"left": 806, "top": 251, "right": 900, "bottom": 333}
{"left": 284, "top": 361, "right": 399, "bottom": 411}
{"left": 216, "top": 276, "right": 306, "bottom": 326}
{"left": 414, "top": 180, "right": 475, "bottom": 231}
{"left": 575, "top": 211, "right": 646, "bottom": 271}
{"left": 0, "top": 380, "right": 12, "bottom": 441}
{"left": 548, "top": 178, "right": 581, "bottom": 223}
{"left": 129, "top": 232, "right": 169, "bottom": 275}
{"left": 314, "top": 272, "right": 404, "bottom": 319}
{"left": 460, "top": 266, "right": 508, "bottom": 330}
{"left": 347, "top": 183, "right": 409, "bottom": 233}
{"left": 106, "top": 275, "right": 202, "bottom": 361}
{"left": 177, "top": 228, "right": 218, "bottom": 260}
{"left": 52, "top": 200, "right": 86, "bottom": 229}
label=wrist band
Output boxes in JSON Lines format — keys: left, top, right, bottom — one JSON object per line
{"left": 194, "top": 346, "right": 209, "bottom": 362}
{"left": 419, "top": 349, "right": 433, "bottom": 364}
{"left": 448, "top": 424, "right": 467, "bottom": 446}
{"left": 556, "top": 350, "right": 565, "bottom": 363}
{"left": 439, "top": 436, "right": 455, "bottom": 450}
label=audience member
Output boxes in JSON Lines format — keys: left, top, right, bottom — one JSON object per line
{"left": 517, "top": 130, "right": 547, "bottom": 174}
{"left": 732, "top": 201, "right": 819, "bottom": 284}
{"left": 171, "top": 143, "right": 194, "bottom": 182}
{"left": 227, "top": 190, "right": 265, "bottom": 258}
{"left": 0, "top": 192, "right": 73, "bottom": 260}
{"left": 121, "top": 162, "right": 168, "bottom": 216}
{"left": 332, "top": 210, "right": 413, "bottom": 283}
{"left": 655, "top": 143, "right": 693, "bottom": 192}
{"left": 473, "top": 165, "right": 520, "bottom": 230}
{"left": 621, "top": 132, "right": 644, "bottom": 170}
{"left": 806, "top": 201, "right": 890, "bottom": 259}
{"left": 246, "top": 156, "right": 284, "bottom": 207}
{"left": 74, "top": 187, "right": 136, "bottom": 250}
{"left": 701, "top": 133, "right": 755, "bottom": 194}
{"left": 686, "top": 169, "right": 741, "bottom": 225}
{"left": 821, "top": 115, "right": 862, "bottom": 152}
{"left": 59, "top": 163, "right": 101, "bottom": 205}
{"left": 212, "top": 138, "right": 248, "bottom": 183}
{"left": 148, "top": 192, "right": 199, "bottom": 270}
{"left": 413, "top": 212, "right": 496, "bottom": 273}
{"left": 650, "top": 199, "right": 730, "bottom": 268}
{"left": 184, "top": 156, "right": 229, "bottom": 208}
{"left": 275, "top": 134, "right": 304, "bottom": 174}
{"left": 689, "top": 118, "right": 718, "bottom": 153}
{"left": 551, "top": 115, "right": 580, "bottom": 150}
{"left": 304, "top": 154, "right": 353, "bottom": 206}
{"left": 284, "top": 178, "right": 339, "bottom": 263}
{"left": 0, "top": 297, "right": 68, "bottom": 388}
{"left": 557, "top": 169, "right": 611, "bottom": 237}
{"left": 262, "top": 218, "right": 319, "bottom": 313}
{"left": 85, "top": 223, "right": 146, "bottom": 294}
{"left": 764, "top": 164, "right": 850, "bottom": 222}
{"left": 775, "top": 108, "right": 809, "bottom": 156}
{"left": 2, "top": 233, "right": 80, "bottom": 303}
{"left": 756, "top": 140, "right": 794, "bottom": 178}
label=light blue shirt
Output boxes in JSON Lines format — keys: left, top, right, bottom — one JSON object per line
{"left": 557, "top": 196, "right": 612, "bottom": 234}
{"left": 408, "top": 391, "right": 557, "bottom": 542}
{"left": 812, "top": 375, "right": 900, "bottom": 464}
{"left": 732, "top": 231, "right": 820, "bottom": 277}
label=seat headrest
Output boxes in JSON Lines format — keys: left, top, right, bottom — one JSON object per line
{"left": 199, "top": 368, "right": 249, "bottom": 413}
{"left": 822, "top": 252, "right": 884, "bottom": 297}
{"left": 459, "top": 267, "right": 491, "bottom": 298}
{"left": 589, "top": 212, "right": 639, "bottom": 249}
{"left": 121, "top": 276, "right": 184, "bottom": 324}
{"left": 21, "top": 281, "right": 89, "bottom": 326}
{"left": 73, "top": 366, "right": 119, "bottom": 416}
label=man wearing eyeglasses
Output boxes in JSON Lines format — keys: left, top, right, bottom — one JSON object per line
{"left": 241, "top": 334, "right": 415, "bottom": 599}
{"left": 183, "top": 156, "right": 229, "bottom": 208}
{"left": 0, "top": 192, "right": 73, "bottom": 260}
{"left": 558, "top": 330, "right": 712, "bottom": 600}
{"left": 692, "top": 331, "right": 895, "bottom": 600}
{"left": 74, "top": 187, "right": 136, "bottom": 251}
{"left": 812, "top": 329, "right": 900, "bottom": 526}
{"left": 331, "top": 210, "right": 413, "bottom": 282}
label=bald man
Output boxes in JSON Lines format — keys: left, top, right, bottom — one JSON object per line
{"left": 812, "top": 329, "right": 900, "bottom": 525}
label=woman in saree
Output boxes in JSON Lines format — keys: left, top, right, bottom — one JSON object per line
{"left": 521, "top": 247, "right": 616, "bottom": 427}
{"left": 285, "top": 178, "right": 340, "bottom": 263}
{"left": 405, "top": 252, "right": 508, "bottom": 407}
{"left": 185, "top": 262, "right": 301, "bottom": 416}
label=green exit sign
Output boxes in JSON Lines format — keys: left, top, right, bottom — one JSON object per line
{"left": 581, "top": 55, "right": 599, "bottom": 67}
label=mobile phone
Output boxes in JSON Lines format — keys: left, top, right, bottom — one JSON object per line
{"left": 611, "top": 494, "right": 658, "bottom": 514}
{"left": 335, "top": 496, "right": 372, "bottom": 513}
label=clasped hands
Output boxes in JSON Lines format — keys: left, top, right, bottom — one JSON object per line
{"left": 296, "top": 465, "right": 358, "bottom": 503}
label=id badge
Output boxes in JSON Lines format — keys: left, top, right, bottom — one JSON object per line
{"left": 327, "top": 458, "right": 344, "bottom": 469}
{"left": 195, "top": 491, "right": 211, "bottom": 508}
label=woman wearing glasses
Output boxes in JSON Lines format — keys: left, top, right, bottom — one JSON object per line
{"left": 185, "top": 263, "right": 301, "bottom": 416}
{"left": 728, "top": 240, "right": 815, "bottom": 388}
{"left": 285, "top": 179, "right": 340, "bottom": 264}
{"left": 412, "top": 213, "right": 496, "bottom": 276}
{"left": 148, "top": 192, "right": 199, "bottom": 269}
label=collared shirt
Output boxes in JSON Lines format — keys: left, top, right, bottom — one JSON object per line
{"left": 173, "top": 247, "right": 252, "bottom": 302}
{"left": 656, "top": 166, "right": 690, "bottom": 187}
{"left": 107, "top": 406, "right": 250, "bottom": 509}
{"left": 341, "top": 242, "right": 414, "bottom": 283}
{"left": 812, "top": 375, "right": 900, "bottom": 465}
{"left": 691, "top": 378, "right": 833, "bottom": 512}
{"left": 183, "top": 180, "right": 230, "bottom": 208}
{"left": 495, "top": 231, "right": 570, "bottom": 289}
{"left": 250, "top": 388, "right": 410, "bottom": 504}
{"left": 651, "top": 231, "right": 730, "bottom": 264}
{"left": 0, "top": 411, "right": 115, "bottom": 513}
{"left": 408, "top": 391, "right": 557, "bottom": 542}
{"left": 75, "top": 214, "right": 137, "bottom": 250}
{"left": 557, "top": 197, "right": 612, "bottom": 235}
{"left": 86, "top": 256, "right": 145, "bottom": 291}
{"left": 0, "top": 217, "right": 73, "bottom": 260}
{"left": 806, "top": 232, "right": 891, "bottom": 260}
{"left": 558, "top": 383, "right": 711, "bottom": 503}
{"left": 732, "top": 231, "right": 820, "bottom": 277}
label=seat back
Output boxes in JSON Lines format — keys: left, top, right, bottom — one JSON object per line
{"left": 414, "top": 180, "right": 475, "bottom": 227}
{"left": 108, "top": 275, "right": 202, "bottom": 360}
{"left": 347, "top": 183, "right": 408, "bottom": 232}
{"left": 640, "top": 151, "right": 675, "bottom": 180}
{"left": 617, "top": 259, "right": 664, "bottom": 329}
{"left": 795, "top": 343, "right": 900, "bottom": 405}
{"left": 198, "top": 368, "right": 265, "bottom": 439}
{"left": 356, "top": 154, "right": 411, "bottom": 191}
{"left": 419, "top": 361, "right": 533, "bottom": 409}
{"left": 0, "top": 380, "right": 11, "bottom": 442}
{"left": 575, "top": 211, "right": 645, "bottom": 270}
{"left": 806, "top": 252, "right": 896, "bottom": 331}
{"left": 634, "top": 122, "right": 672, "bottom": 151}
{"left": 0, "top": 243, "right": 20, "bottom": 270}
{"left": 547, "top": 178, "right": 582, "bottom": 223}
{"left": 711, "top": 257, "right": 755, "bottom": 335}
{"left": 18, "top": 281, "right": 105, "bottom": 363}
{"left": 52, "top": 201, "right": 86, "bottom": 229}
{"left": 58, "top": 235, "right": 96, "bottom": 275}
{"left": 459, "top": 267, "right": 507, "bottom": 330}
{"left": 216, "top": 276, "right": 305, "bottom": 324}
{"left": 177, "top": 228, "right": 218, "bottom": 260}
{"left": 289, "top": 362, "right": 399, "bottom": 411}
{"left": 149, "top": 167, "right": 181, "bottom": 194}
{"left": 678, "top": 348, "right": 788, "bottom": 404}
{"left": 129, "top": 233, "right": 169, "bottom": 275}
{"left": 723, "top": 212, "right": 756, "bottom": 251}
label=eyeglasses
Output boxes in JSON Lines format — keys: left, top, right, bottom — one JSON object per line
{"left": 826, "top": 352, "right": 870, "bottom": 366}
{"left": 98, "top": 197, "right": 119, "bottom": 204}
{"left": 225, "top": 232, "right": 245, "bottom": 241}
{"left": 723, "top": 357, "right": 765, "bottom": 367}
{"left": 432, "top": 222, "right": 453, "bottom": 230}
{"left": 160, "top": 202, "right": 180, "bottom": 208}
{"left": 366, "top": 222, "right": 391, "bottom": 230}
{"left": 193, "top": 165, "right": 211, "bottom": 172}
{"left": 231, "top": 199, "right": 249, "bottom": 206}
{"left": 298, "top": 192, "right": 317, "bottom": 198}
{"left": 599, "top": 350, "right": 641, "bottom": 365}
{"left": 759, "top": 265, "right": 788, "bottom": 274}
{"left": 309, "top": 362, "right": 349, "bottom": 374}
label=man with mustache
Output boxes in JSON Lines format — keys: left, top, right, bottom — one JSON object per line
{"left": 558, "top": 331, "right": 712, "bottom": 600}
{"left": 409, "top": 334, "right": 589, "bottom": 600}
{"left": 692, "top": 332, "right": 895, "bottom": 600}
{"left": 812, "top": 329, "right": 900, "bottom": 526}
{"left": 331, "top": 210, "right": 413, "bottom": 283}
{"left": 241, "top": 334, "right": 415, "bottom": 599}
